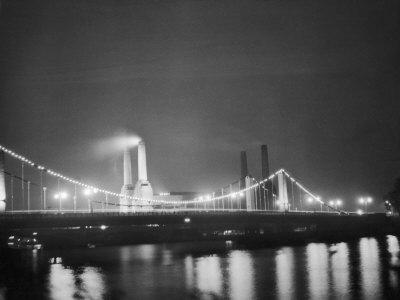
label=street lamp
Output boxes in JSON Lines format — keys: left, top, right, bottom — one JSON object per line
{"left": 84, "top": 188, "right": 92, "bottom": 213}
{"left": 43, "top": 187, "right": 47, "bottom": 211}
{"left": 307, "top": 196, "right": 316, "bottom": 212}
{"left": 359, "top": 198, "right": 365, "bottom": 213}
{"left": 385, "top": 200, "right": 393, "bottom": 215}
{"left": 366, "top": 197, "right": 372, "bottom": 212}
{"left": 359, "top": 197, "right": 372, "bottom": 213}
{"left": 336, "top": 199, "right": 342, "bottom": 210}
{"left": 329, "top": 200, "right": 334, "bottom": 211}
{"left": 54, "top": 191, "right": 68, "bottom": 212}
{"left": 84, "top": 188, "right": 92, "bottom": 196}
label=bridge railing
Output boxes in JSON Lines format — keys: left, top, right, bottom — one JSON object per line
{"left": 0, "top": 209, "right": 351, "bottom": 220}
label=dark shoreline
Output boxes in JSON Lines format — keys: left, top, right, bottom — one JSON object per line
{"left": 1, "top": 212, "right": 399, "bottom": 251}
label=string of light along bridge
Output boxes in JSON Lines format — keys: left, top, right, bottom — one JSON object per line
{"left": 0, "top": 144, "right": 335, "bottom": 212}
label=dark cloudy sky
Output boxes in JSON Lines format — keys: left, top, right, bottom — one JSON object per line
{"left": 0, "top": 0, "right": 399, "bottom": 211}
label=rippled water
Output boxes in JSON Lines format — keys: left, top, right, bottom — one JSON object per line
{"left": 1, "top": 236, "right": 400, "bottom": 300}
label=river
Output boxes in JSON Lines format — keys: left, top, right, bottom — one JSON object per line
{"left": 1, "top": 235, "right": 400, "bottom": 299}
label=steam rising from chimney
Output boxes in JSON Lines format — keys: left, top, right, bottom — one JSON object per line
{"left": 95, "top": 133, "right": 141, "bottom": 157}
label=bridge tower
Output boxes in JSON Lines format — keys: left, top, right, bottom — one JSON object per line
{"left": 0, "top": 150, "right": 5, "bottom": 212}
{"left": 277, "top": 171, "right": 289, "bottom": 211}
{"left": 120, "top": 149, "right": 134, "bottom": 212}
{"left": 261, "top": 145, "right": 270, "bottom": 179}
{"left": 241, "top": 150, "right": 255, "bottom": 210}
{"left": 245, "top": 176, "right": 255, "bottom": 210}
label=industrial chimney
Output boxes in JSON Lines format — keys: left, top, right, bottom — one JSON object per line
{"left": 123, "top": 149, "right": 133, "bottom": 186}
{"left": 134, "top": 140, "right": 153, "bottom": 206}
{"left": 261, "top": 144, "right": 270, "bottom": 179}
{"left": 240, "top": 151, "right": 248, "bottom": 179}
{"left": 138, "top": 140, "right": 148, "bottom": 181}
{"left": 120, "top": 149, "right": 134, "bottom": 212}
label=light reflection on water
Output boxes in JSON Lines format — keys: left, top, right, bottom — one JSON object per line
{"left": 229, "top": 251, "right": 254, "bottom": 300}
{"left": 307, "top": 243, "right": 329, "bottom": 300}
{"left": 4, "top": 235, "right": 400, "bottom": 300}
{"left": 48, "top": 264, "right": 75, "bottom": 300}
{"left": 80, "top": 267, "right": 106, "bottom": 300}
{"left": 360, "top": 237, "right": 381, "bottom": 300}
{"left": 48, "top": 265, "right": 106, "bottom": 300}
{"left": 195, "top": 255, "right": 223, "bottom": 298}
{"left": 275, "top": 247, "right": 295, "bottom": 299}
{"left": 388, "top": 235, "right": 400, "bottom": 289}
{"left": 388, "top": 235, "right": 400, "bottom": 266}
{"left": 330, "top": 242, "right": 350, "bottom": 300}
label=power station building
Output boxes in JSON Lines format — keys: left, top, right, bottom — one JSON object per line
{"left": 120, "top": 140, "right": 153, "bottom": 211}
{"left": 120, "top": 140, "right": 197, "bottom": 211}
{"left": 120, "top": 141, "right": 288, "bottom": 212}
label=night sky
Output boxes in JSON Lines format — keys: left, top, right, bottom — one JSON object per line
{"left": 0, "top": 0, "right": 399, "bottom": 211}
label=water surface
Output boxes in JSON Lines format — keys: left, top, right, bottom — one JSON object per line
{"left": 1, "top": 236, "right": 400, "bottom": 300}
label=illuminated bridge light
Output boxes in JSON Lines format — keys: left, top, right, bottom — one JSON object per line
{"left": 1, "top": 143, "right": 335, "bottom": 211}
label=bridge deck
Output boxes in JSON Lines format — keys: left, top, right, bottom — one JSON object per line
{"left": 0, "top": 209, "right": 348, "bottom": 219}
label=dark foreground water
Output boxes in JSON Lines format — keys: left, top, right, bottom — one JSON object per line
{"left": 1, "top": 236, "right": 400, "bottom": 300}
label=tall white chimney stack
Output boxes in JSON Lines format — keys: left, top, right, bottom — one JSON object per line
{"left": 134, "top": 139, "right": 153, "bottom": 207}
{"left": 123, "top": 149, "right": 133, "bottom": 185}
{"left": 138, "top": 140, "right": 148, "bottom": 181}
{"left": 120, "top": 148, "right": 134, "bottom": 212}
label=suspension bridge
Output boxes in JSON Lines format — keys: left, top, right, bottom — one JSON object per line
{"left": 0, "top": 144, "right": 342, "bottom": 215}
{"left": 0, "top": 144, "right": 392, "bottom": 249}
